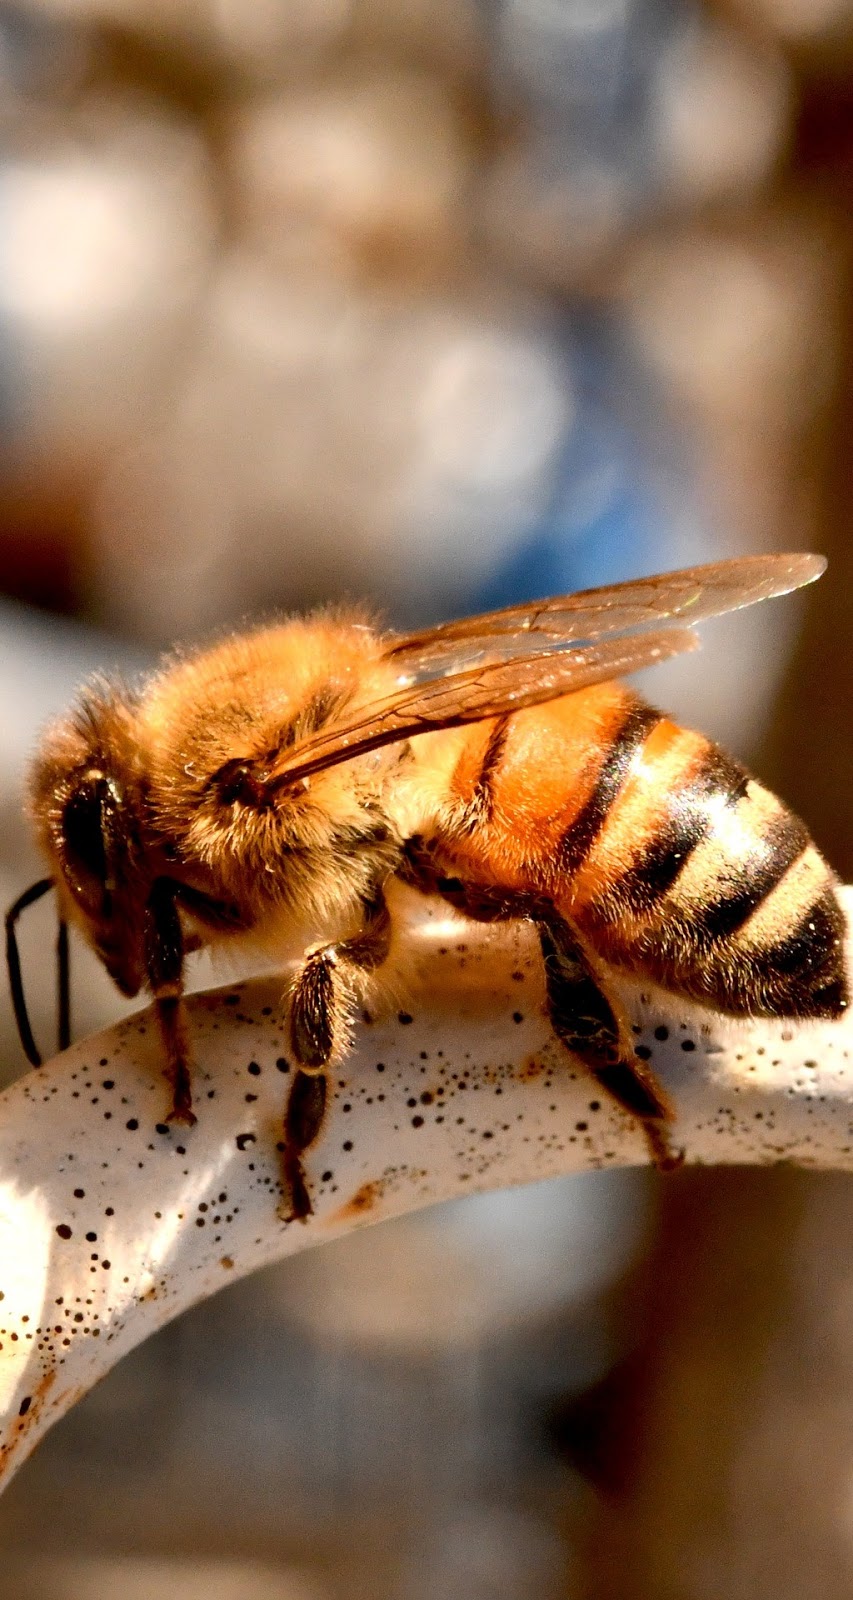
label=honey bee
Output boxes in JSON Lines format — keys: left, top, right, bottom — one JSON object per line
{"left": 8, "top": 554, "right": 847, "bottom": 1219}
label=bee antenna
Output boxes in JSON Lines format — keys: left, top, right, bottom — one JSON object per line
{"left": 5, "top": 877, "right": 54, "bottom": 1066}
{"left": 57, "top": 915, "right": 71, "bottom": 1054}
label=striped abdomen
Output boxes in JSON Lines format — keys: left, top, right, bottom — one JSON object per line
{"left": 442, "top": 683, "right": 848, "bottom": 1021}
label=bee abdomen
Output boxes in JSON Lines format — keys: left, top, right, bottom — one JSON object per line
{"left": 564, "top": 714, "right": 848, "bottom": 1022}
{"left": 445, "top": 687, "right": 847, "bottom": 1024}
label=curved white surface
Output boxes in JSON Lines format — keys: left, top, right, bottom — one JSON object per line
{"left": 0, "top": 893, "right": 851, "bottom": 1485}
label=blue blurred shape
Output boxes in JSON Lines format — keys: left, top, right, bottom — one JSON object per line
{"left": 464, "top": 320, "right": 706, "bottom": 613}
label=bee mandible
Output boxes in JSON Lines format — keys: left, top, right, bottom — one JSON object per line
{"left": 8, "top": 554, "right": 847, "bottom": 1219}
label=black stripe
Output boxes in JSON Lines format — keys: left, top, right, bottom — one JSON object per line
{"left": 805, "top": 974, "right": 849, "bottom": 1018}
{"left": 606, "top": 745, "right": 750, "bottom": 919}
{"left": 764, "top": 884, "right": 844, "bottom": 976}
{"left": 751, "top": 885, "right": 848, "bottom": 1019}
{"left": 689, "top": 808, "right": 811, "bottom": 946}
{"left": 466, "top": 714, "right": 511, "bottom": 826}
{"left": 703, "top": 885, "right": 847, "bottom": 1021}
{"left": 556, "top": 700, "right": 662, "bottom": 877}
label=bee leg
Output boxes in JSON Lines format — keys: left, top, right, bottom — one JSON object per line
{"left": 536, "top": 915, "right": 682, "bottom": 1172}
{"left": 144, "top": 879, "right": 196, "bottom": 1127}
{"left": 282, "top": 892, "right": 392, "bottom": 1221}
{"left": 281, "top": 1069, "right": 327, "bottom": 1223}
{"left": 404, "top": 859, "right": 681, "bottom": 1169}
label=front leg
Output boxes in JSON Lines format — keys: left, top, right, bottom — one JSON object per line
{"left": 283, "top": 892, "right": 392, "bottom": 1221}
{"left": 144, "top": 878, "right": 195, "bottom": 1126}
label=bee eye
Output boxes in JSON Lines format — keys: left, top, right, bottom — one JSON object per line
{"left": 62, "top": 781, "right": 108, "bottom": 898}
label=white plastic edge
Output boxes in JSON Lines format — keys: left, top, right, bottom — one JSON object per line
{"left": 0, "top": 888, "right": 851, "bottom": 1486}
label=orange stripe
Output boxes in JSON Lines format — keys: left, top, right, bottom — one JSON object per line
{"left": 447, "top": 684, "right": 637, "bottom": 886}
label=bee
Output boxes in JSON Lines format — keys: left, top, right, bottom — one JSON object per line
{"left": 7, "top": 554, "right": 847, "bottom": 1219}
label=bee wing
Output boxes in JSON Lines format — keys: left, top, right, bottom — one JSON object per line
{"left": 266, "top": 553, "right": 822, "bottom": 787}
{"left": 386, "top": 552, "right": 825, "bottom": 680}
{"left": 269, "top": 626, "right": 699, "bottom": 786}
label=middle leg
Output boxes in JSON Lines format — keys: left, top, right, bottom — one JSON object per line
{"left": 282, "top": 891, "right": 392, "bottom": 1221}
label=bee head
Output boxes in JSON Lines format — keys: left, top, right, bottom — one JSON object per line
{"left": 28, "top": 684, "right": 148, "bottom": 998}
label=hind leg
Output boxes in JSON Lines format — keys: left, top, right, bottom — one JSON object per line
{"left": 402, "top": 847, "right": 680, "bottom": 1170}
{"left": 535, "top": 913, "right": 682, "bottom": 1171}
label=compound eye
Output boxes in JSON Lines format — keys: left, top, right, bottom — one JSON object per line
{"left": 62, "top": 778, "right": 109, "bottom": 905}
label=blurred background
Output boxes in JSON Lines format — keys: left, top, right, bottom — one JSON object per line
{"left": 0, "top": 0, "right": 852, "bottom": 1594}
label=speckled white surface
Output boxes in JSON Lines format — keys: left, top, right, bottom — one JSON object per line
{"left": 0, "top": 891, "right": 852, "bottom": 1485}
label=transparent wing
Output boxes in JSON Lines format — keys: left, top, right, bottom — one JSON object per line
{"left": 386, "top": 553, "right": 825, "bottom": 685}
{"left": 268, "top": 628, "right": 698, "bottom": 787}
{"left": 263, "top": 551, "right": 823, "bottom": 788}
